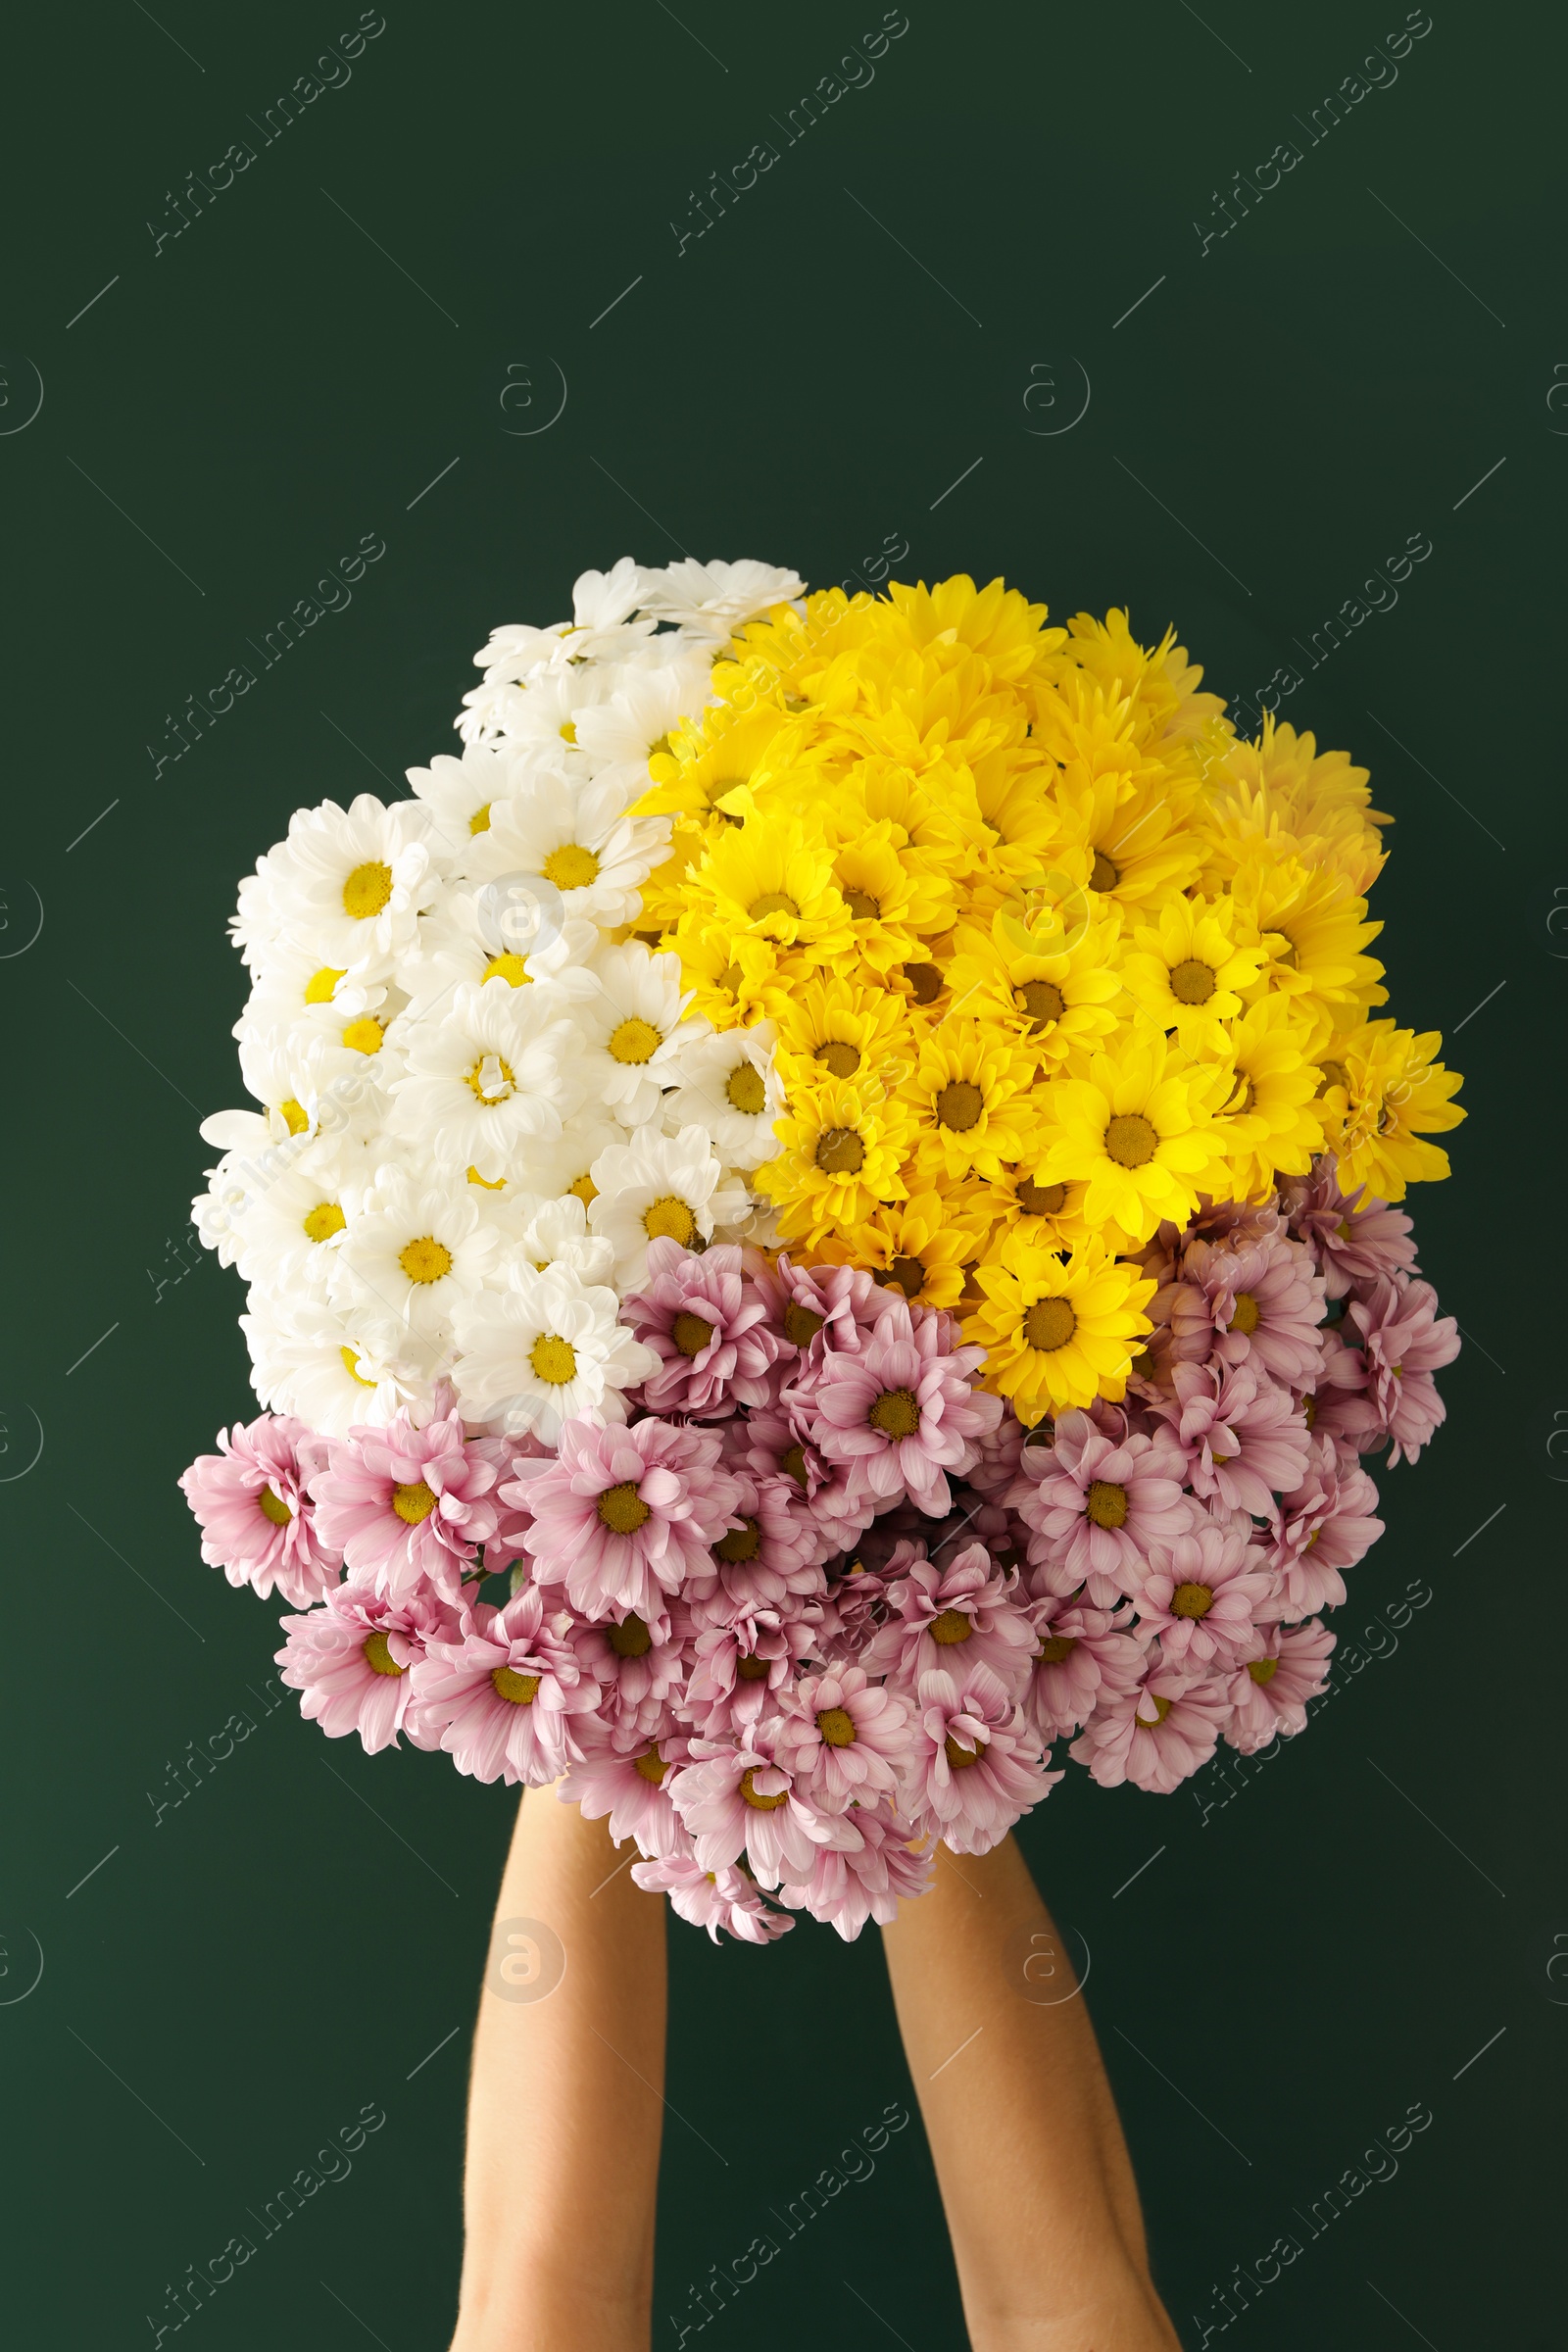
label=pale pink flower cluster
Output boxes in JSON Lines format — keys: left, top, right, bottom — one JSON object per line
{"left": 178, "top": 1160, "right": 1458, "bottom": 1941}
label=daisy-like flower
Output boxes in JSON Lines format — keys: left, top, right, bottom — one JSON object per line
{"left": 1309, "top": 1326, "right": 1387, "bottom": 1455}
{"left": 1263, "top": 1432, "right": 1384, "bottom": 1621}
{"left": 412, "top": 1587, "right": 592, "bottom": 1786}
{"left": 1155, "top": 1360, "right": 1311, "bottom": 1520}
{"left": 811, "top": 1190, "right": 988, "bottom": 1315}
{"left": 513, "top": 1194, "right": 617, "bottom": 1287}
{"left": 510, "top": 1416, "right": 741, "bottom": 1620}
{"left": 687, "top": 1462, "right": 827, "bottom": 1623}
{"left": 1070, "top": 1663, "right": 1229, "bottom": 1793}
{"left": 571, "top": 647, "right": 716, "bottom": 771}
{"left": 824, "top": 817, "right": 956, "bottom": 975}
{"left": 237, "top": 795, "right": 440, "bottom": 979}
{"left": 388, "top": 980, "right": 586, "bottom": 1181}
{"left": 589, "top": 1123, "right": 749, "bottom": 1291}
{"left": 1170, "top": 1231, "right": 1325, "bottom": 1390}
{"left": 965, "top": 1232, "right": 1155, "bottom": 1420}
{"left": 274, "top": 1576, "right": 457, "bottom": 1753}
{"left": 684, "top": 1607, "right": 804, "bottom": 1734}
{"left": 1205, "top": 994, "right": 1328, "bottom": 1200}
{"left": 630, "top": 1854, "right": 795, "bottom": 1945}
{"left": 215, "top": 1131, "right": 363, "bottom": 1297}
{"left": 334, "top": 1166, "right": 501, "bottom": 1355}
{"left": 1344, "top": 1275, "right": 1459, "bottom": 1465}
{"left": 1008, "top": 1407, "right": 1192, "bottom": 1604}
{"left": 671, "top": 1729, "right": 849, "bottom": 1886}
{"left": 1123, "top": 892, "right": 1267, "bottom": 1054}
{"left": 640, "top": 558, "right": 806, "bottom": 639}
{"left": 1316, "top": 1020, "right": 1465, "bottom": 1202}
{"left": 1020, "top": 1594, "right": 1144, "bottom": 1744}
{"left": 798, "top": 1302, "right": 1001, "bottom": 1516}
{"left": 1281, "top": 1157, "right": 1419, "bottom": 1298}
{"left": 688, "top": 815, "right": 855, "bottom": 964}
{"left": 663, "top": 1022, "right": 785, "bottom": 1170}
{"left": 309, "top": 1400, "right": 504, "bottom": 1598}
{"left": 774, "top": 1666, "right": 914, "bottom": 1811}
{"left": 241, "top": 1294, "right": 426, "bottom": 1438}
{"left": 755, "top": 1075, "right": 920, "bottom": 1252}
{"left": 776, "top": 1804, "right": 935, "bottom": 1940}
{"left": 405, "top": 742, "right": 516, "bottom": 855}
{"left": 622, "top": 1238, "right": 783, "bottom": 1419}
{"left": 451, "top": 1259, "right": 658, "bottom": 1442}
{"left": 906, "top": 1665, "right": 1059, "bottom": 1854}
{"left": 1131, "top": 1515, "right": 1274, "bottom": 1672}
{"left": 577, "top": 944, "right": 710, "bottom": 1131}
{"left": 944, "top": 904, "right": 1124, "bottom": 1071}
{"left": 900, "top": 1017, "right": 1040, "bottom": 1187}
{"left": 465, "top": 768, "right": 669, "bottom": 930}
{"left": 510, "top": 1109, "right": 628, "bottom": 1215}
{"left": 862, "top": 1543, "right": 1037, "bottom": 1700}
{"left": 764, "top": 969, "right": 912, "bottom": 1088}
{"left": 179, "top": 1413, "right": 336, "bottom": 1607}
{"left": 562, "top": 1732, "right": 689, "bottom": 1849}
{"left": 1038, "top": 1023, "right": 1219, "bottom": 1246}
{"left": 1222, "top": 1618, "right": 1335, "bottom": 1753}
{"left": 569, "top": 1608, "right": 688, "bottom": 1740}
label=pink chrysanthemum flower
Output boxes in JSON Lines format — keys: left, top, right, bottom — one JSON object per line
{"left": 1170, "top": 1233, "right": 1325, "bottom": 1389}
{"left": 1131, "top": 1514, "right": 1274, "bottom": 1671}
{"left": 797, "top": 1299, "right": 1001, "bottom": 1516}
{"left": 630, "top": 1854, "right": 794, "bottom": 1944}
{"left": 1309, "top": 1327, "right": 1386, "bottom": 1453}
{"left": 905, "top": 1665, "right": 1059, "bottom": 1854}
{"left": 773, "top": 1665, "right": 914, "bottom": 1811}
{"left": 622, "top": 1239, "right": 784, "bottom": 1418}
{"left": 1020, "top": 1594, "right": 1145, "bottom": 1744}
{"left": 749, "top": 1250, "right": 897, "bottom": 1373}
{"left": 1070, "top": 1662, "right": 1230, "bottom": 1792}
{"left": 275, "top": 1576, "right": 458, "bottom": 1752}
{"left": 1263, "top": 1433, "right": 1384, "bottom": 1620}
{"left": 777, "top": 1805, "right": 934, "bottom": 1938}
{"left": 1156, "top": 1360, "right": 1311, "bottom": 1518}
{"left": 562, "top": 1731, "right": 691, "bottom": 1848}
{"left": 568, "top": 1607, "right": 688, "bottom": 1739}
{"left": 683, "top": 1608, "right": 806, "bottom": 1735}
{"left": 1281, "top": 1158, "right": 1418, "bottom": 1299}
{"left": 509, "top": 1416, "right": 740, "bottom": 1620}
{"left": 310, "top": 1401, "right": 503, "bottom": 1598}
{"left": 1345, "top": 1276, "right": 1459, "bottom": 1465}
{"left": 1008, "top": 1409, "right": 1192, "bottom": 1606}
{"left": 179, "top": 1413, "right": 337, "bottom": 1607}
{"left": 742, "top": 1402, "right": 873, "bottom": 1552}
{"left": 411, "top": 1588, "right": 590, "bottom": 1786}
{"left": 964, "top": 1404, "right": 1028, "bottom": 1497}
{"left": 670, "top": 1729, "right": 854, "bottom": 1886}
{"left": 682, "top": 1465, "right": 825, "bottom": 1628}
{"left": 813, "top": 1557, "right": 895, "bottom": 1664}
{"left": 862, "top": 1542, "right": 1037, "bottom": 1700}
{"left": 1222, "top": 1617, "right": 1335, "bottom": 1753}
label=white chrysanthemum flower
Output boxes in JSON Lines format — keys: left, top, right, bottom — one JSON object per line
{"left": 588, "top": 1122, "right": 749, "bottom": 1290}
{"left": 579, "top": 943, "right": 710, "bottom": 1129}
{"left": 451, "top": 1259, "right": 658, "bottom": 1443}
{"left": 464, "top": 770, "right": 669, "bottom": 930}
{"left": 406, "top": 744, "right": 519, "bottom": 861}
{"left": 333, "top": 1165, "right": 500, "bottom": 1354}
{"left": 238, "top": 936, "right": 390, "bottom": 1046}
{"left": 388, "top": 981, "right": 585, "bottom": 1181}
{"left": 235, "top": 795, "right": 440, "bottom": 979}
{"left": 514, "top": 1194, "right": 617, "bottom": 1287}
{"left": 242, "top": 1294, "right": 427, "bottom": 1437}
{"left": 571, "top": 657, "right": 712, "bottom": 770}
{"left": 639, "top": 559, "right": 805, "bottom": 639}
{"left": 211, "top": 1132, "right": 367, "bottom": 1295}
{"left": 510, "top": 1112, "right": 628, "bottom": 1211}
{"left": 397, "top": 888, "right": 601, "bottom": 1026}
{"left": 235, "top": 1016, "right": 405, "bottom": 1133}
{"left": 664, "top": 1021, "right": 784, "bottom": 1169}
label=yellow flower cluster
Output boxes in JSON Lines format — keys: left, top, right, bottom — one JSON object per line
{"left": 633, "top": 577, "right": 1463, "bottom": 1423}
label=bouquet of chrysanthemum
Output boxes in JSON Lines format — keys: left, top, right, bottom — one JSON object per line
{"left": 180, "top": 559, "right": 1463, "bottom": 1942}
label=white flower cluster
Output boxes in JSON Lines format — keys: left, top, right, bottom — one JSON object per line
{"left": 193, "top": 559, "right": 806, "bottom": 1446}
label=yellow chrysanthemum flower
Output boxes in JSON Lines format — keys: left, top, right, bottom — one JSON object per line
{"left": 1038, "top": 1024, "right": 1218, "bottom": 1244}
{"left": 764, "top": 971, "right": 913, "bottom": 1091}
{"left": 640, "top": 701, "right": 811, "bottom": 830}
{"left": 964, "top": 1233, "right": 1154, "bottom": 1418}
{"left": 688, "top": 815, "right": 854, "bottom": 964}
{"left": 1232, "top": 849, "right": 1387, "bottom": 1023}
{"left": 823, "top": 818, "right": 956, "bottom": 974}
{"left": 670, "top": 914, "right": 778, "bottom": 1031}
{"left": 1054, "top": 764, "right": 1206, "bottom": 916}
{"left": 812, "top": 1190, "right": 990, "bottom": 1312}
{"left": 1040, "top": 608, "right": 1231, "bottom": 752}
{"left": 1123, "top": 894, "right": 1267, "bottom": 1055}
{"left": 945, "top": 904, "right": 1124, "bottom": 1070}
{"left": 985, "top": 1166, "right": 1097, "bottom": 1253}
{"left": 1316, "top": 1020, "right": 1465, "bottom": 1200}
{"left": 1206, "top": 994, "right": 1327, "bottom": 1200}
{"left": 755, "top": 1075, "right": 918, "bottom": 1248}
{"left": 899, "top": 1016, "right": 1042, "bottom": 1185}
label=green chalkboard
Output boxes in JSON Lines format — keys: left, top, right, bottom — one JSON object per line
{"left": 1, "top": 3, "right": 1557, "bottom": 2346}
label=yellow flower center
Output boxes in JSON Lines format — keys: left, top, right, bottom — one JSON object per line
{"left": 842, "top": 887, "right": 880, "bottom": 921}
{"left": 814, "top": 1125, "right": 865, "bottom": 1176}
{"left": 726, "top": 1062, "right": 767, "bottom": 1115}
{"left": 1085, "top": 1479, "right": 1128, "bottom": 1529}
{"left": 1136, "top": 1692, "right": 1173, "bottom": 1726}
{"left": 567, "top": 1171, "right": 598, "bottom": 1207}
{"left": 1024, "top": 1297, "right": 1077, "bottom": 1351}
{"left": 1317, "top": 1059, "right": 1351, "bottom": 1097}
{"left": 466, "top": 1052, "right": 515, "bottom": 1102}
{"left": 944, "top": 1735, "right": 981, "bottom": 1769}
{"left": 541, "top": 842, "right": 600, "bottom": 891}
{"left": 816, "top": 1706, "right": 858, "bottom": 1747}
{"left": 1247, "top": 1655, "right": 1279, "bottom": 1686}
{"left": 342, "top": 860, "right": 393, "bottom": 919}
{"left": 869, "top": 1388, "right": 921, "bottom": 1440}
{"left": 1169, "top": 957, "right": 1216, "bottom": 1005}
{"left": 1171, "top": 1582, "right": 1213, "bottom": 1619}
{"left": 342, "top": 1015, "right": 384, "bottom": 1055}
{"left": 930, "top": 1608, "right": 972, "bottom": 1645}
{"left": 672, "top": 1311, "right": 715, "bottom": 1359}
{"left": 399, "top": 1236, "right": 453, "bottom": 1285}
{"left": 528, "top": 1334, "right": 578, "bottom": 1384}
{"left": 713, "top": 1517, "right": 762, "bottom": 1564}
{"left": 1228, "top": 1292, "right": 1260, "bottom": 1337}
{"left": 814, "top": 1038, "right": 861, "bottom": 1079}
{"left": 781, "top": 1446, "right": 808, "bottom": 1487}
{"left": 305, "top": 965, "right": 344, "bottom": 1004}
{"left": 559, "top": 719, "right": 577, "bottom": 743}
{"left": 277, "top": 1098, "right": 309, "bottom": 1135}
{"left": 257, "top": 1484, "right": 293, "bottom": 1526}
{"left": 735, "top": 1652, "right": 772, "bottom": 1681}
{"left": 1017, "top": 1177, "right": 1067, "bottom": 1216}
{"left": 1018, "top": 979, "right": 1065, "bottom": 1027}
{"left": 784, "top": 1302, "right": 825, "bottom": 1346}
{"left": 609, "top": 1016, "right": 662, "bottom": 1065}
{"left": 610, "top": 1614, "right": 653, "bottom": 1657}
{"left": 1104, "top": 1112, "right": 1158, "bottom": 1168}
{"left": 1037, "top": 1634, "right": 1077, "bottom": 1665}
{"left": 635, "top": 1746, "right": 668, "bottom": 1785}
{"left": 904, "top": 961, "right": 943, "bottom": 1004}
{"left": 303, "top": 1201, "right": 345, "bottom": 1244}
{"left": 467, "top": 1165, "right": 507, "bottom": 1190}
{"left": 598, "top": 1482, "right": 651, "bottom": 1535}
{"left": 469, "top": 803, "right": 492, "bottom": 835}
{"left": 881, "top": 1254, "right": 926, "bottom": 1300}
{"left": 935, "top": 1080, "right": 985, "bottom": 1133}
{"left": 1090, "top": 849, "right": 1119, "bottom": 892}
{"left": 492, "top": 1666, "right": 540, "bottom": 1705}
{"left": 482, "top": 953, "right": 530, "bottom": 986}
{"left": 364, "top": 1630, "right": 405, "bottom": 1677}
{"left": 340, "top": 1345, "right": 377, "bottom": 1387}
{"left": 643, "top": 1196, "right": 697, "bottom": 1247}
{"left": 739, "top": 1767, "right": 790, "bottom": 1810}
{"left": 1303, "top": 1394, "right": 1317, "bottom": 1430}
{"left": 749, "top": 892, "right": 800, "bottom": 920}
{"left": 392, "top": 1479, "right": 437, "bottom": 1525}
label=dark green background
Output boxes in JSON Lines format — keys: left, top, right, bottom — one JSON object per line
{"left": 1, "top": 2, "right": 1559, "bottom": 2344}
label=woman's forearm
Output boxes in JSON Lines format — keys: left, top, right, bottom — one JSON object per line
{"left": 881, "top": 1836, "right": 1179, "bottom": 2352}
{"left": 450, "top": 1786, "right": 667, "bottom": 2352}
